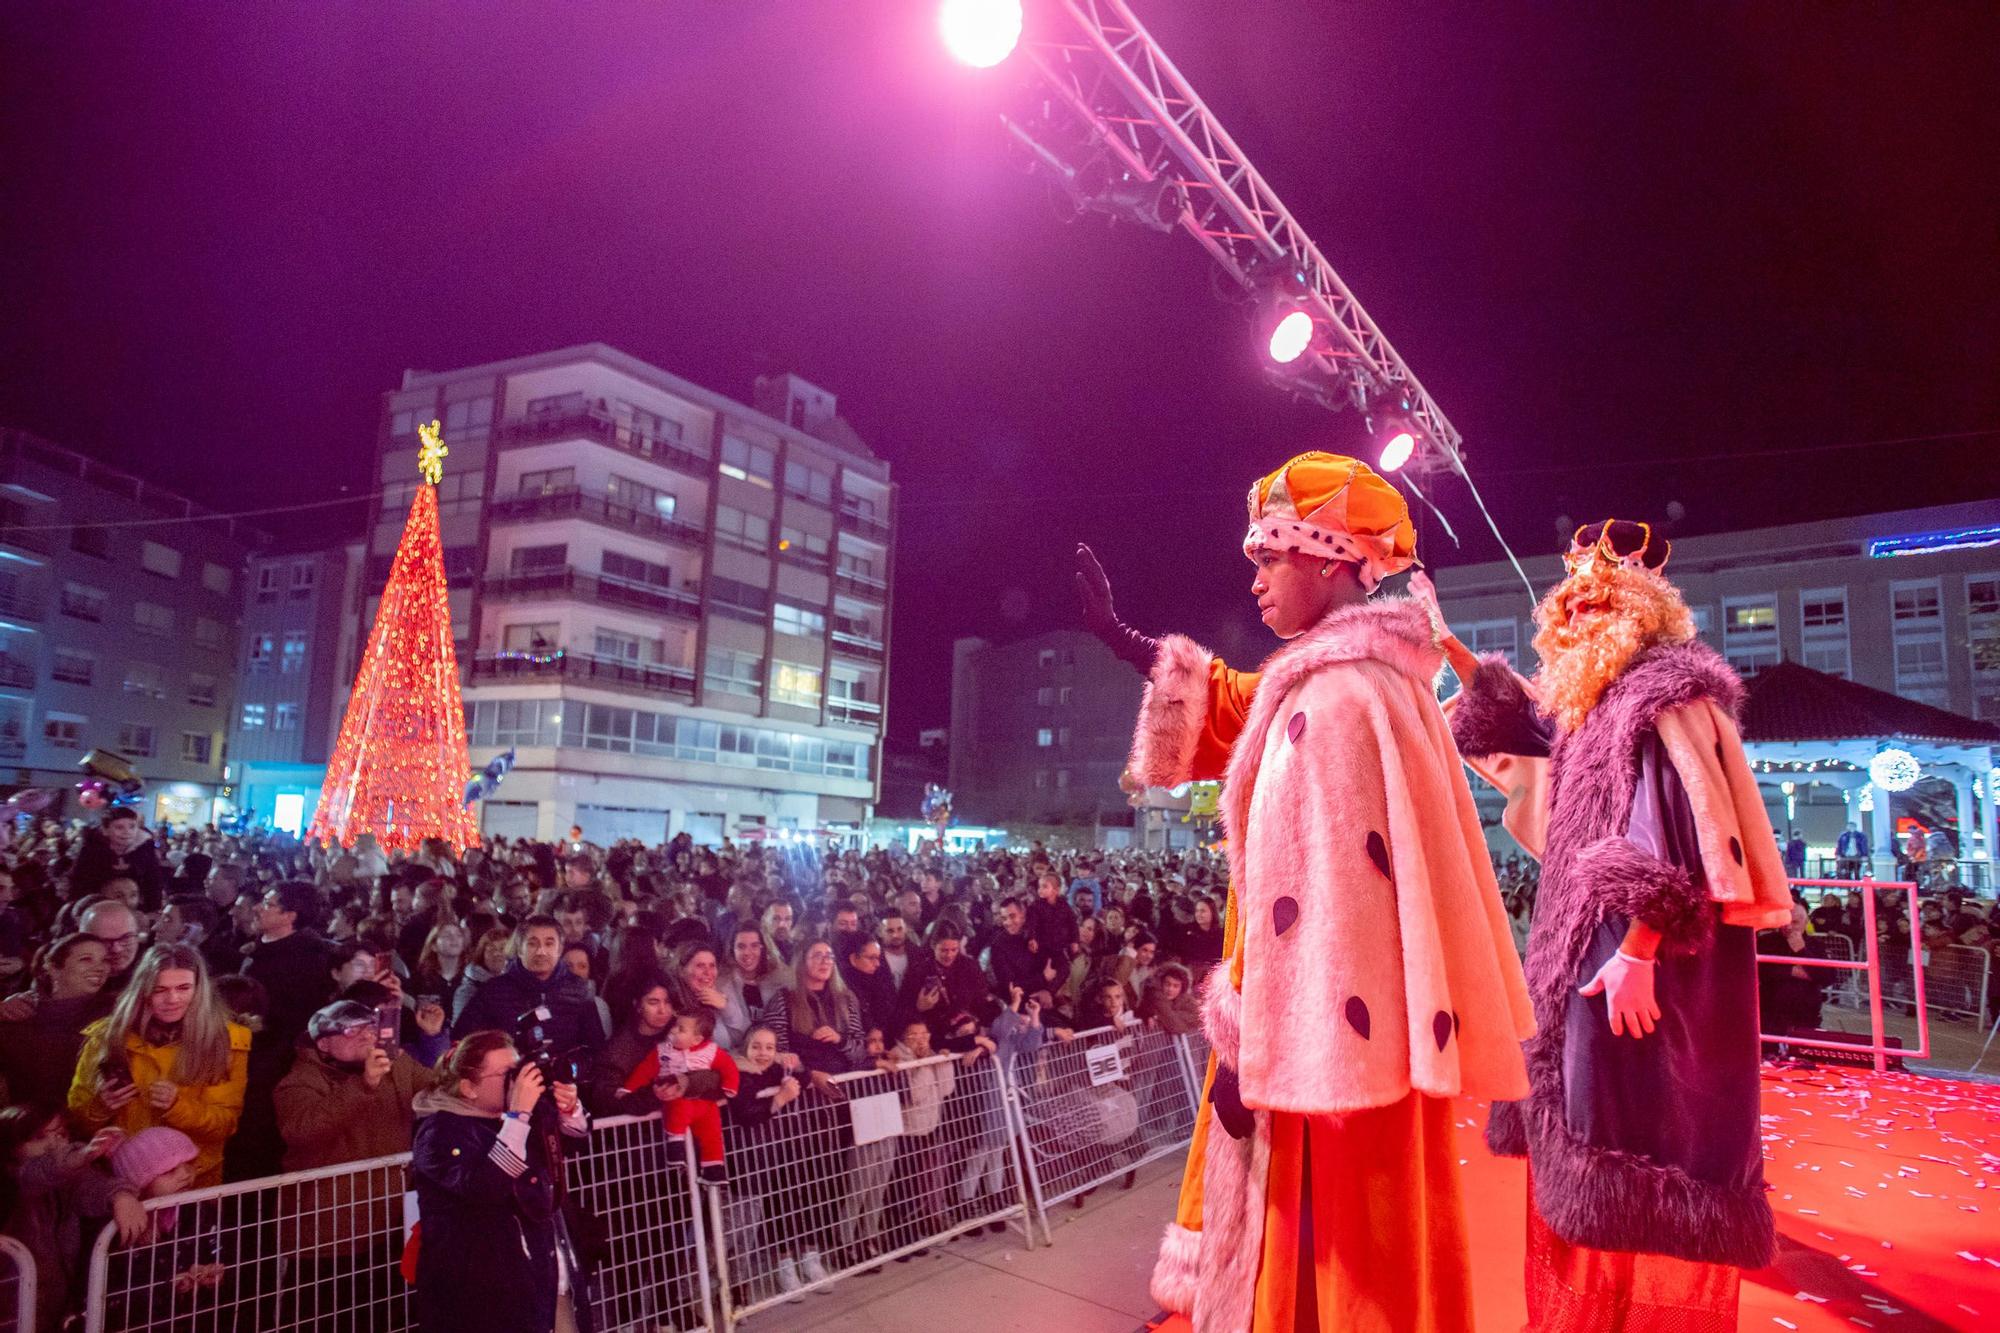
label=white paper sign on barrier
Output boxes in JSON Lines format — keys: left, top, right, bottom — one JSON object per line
{"left": 1085, "top": 1043, "right": 1125, "bottom": 1087}
{"left": 849, "top": 1090, "right": 903, "bottom": 1146}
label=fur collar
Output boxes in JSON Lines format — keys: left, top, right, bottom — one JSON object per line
{"left": 1219, "top": 597, "right": 1443, "bottom": 892}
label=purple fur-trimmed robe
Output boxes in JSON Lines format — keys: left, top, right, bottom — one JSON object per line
{"left": 1452, "top": 642, "right": 1777, "bottom": 1270}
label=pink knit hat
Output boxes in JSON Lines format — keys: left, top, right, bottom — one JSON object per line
{"left": 111, "top": 1127, "right": 198, "bottom": 1192}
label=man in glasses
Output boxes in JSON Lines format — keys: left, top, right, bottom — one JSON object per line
{"left": 1441, "top": 519, "right": 1794, "bottom": 1330}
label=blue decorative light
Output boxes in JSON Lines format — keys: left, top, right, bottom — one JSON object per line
{"left": 1868, "top": 524, "right": 2000, "bottom": 558}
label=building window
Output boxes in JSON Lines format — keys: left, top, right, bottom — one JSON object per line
{"left": 289, "top": 561, "right": 316, "bottom": 599}
{"left": 1038, "top": 649, "right": 1055, "bottom": 670}
{"left": 600, "top": 550, "right": 677, "bottom": 594}
{"left": 704, "top": 648, "right": 764, "bottom": 697}
{"left": 715, "top": 506, "right": 771, "bottom": 553}
{"left": 771, "top": 662, "right": 822, "bottom": 707}
{"left": 778, "top": 528, "right": 829, "bottom": 565}
{"left": 509, "top": 544, "right": 567, "bottom": 574}
{"left": 123, "top": 662, "right": 165, "bottom": 699}
{"left": 709, "top": 576, "right": 770, "bottom": 621}
{"left": 783, "top": 460, "right": 835, "bottom": 506}
{"left": 1036, "top": 727, "right": 1054, "bottom": 747}
{"left": 606, "top": 474, "right": 675, "bottom": 520}
{"left": 118, "top": 724, "right": 156, "bottom": 757}
{"left": 1036, "top": 686, "right": 1055, "bottom": 706}
{"left": 201, "top": 562, "right": 232, "bottom": 595}
{"left": 60, "top": 583, "right": 107, "bottom": 622}
{"left": 249, "top": 635, "right": 275, "bottom": 672}
{"left": 503, "top": 623, "right": 560, "bottom": 653}
{"left": 132, "top": 602, "right": 172, "bottom": 637}
{"left": 51, "top": 650, "right": 94, "bottom": 685}
{"left": 1721, "top": 594, "right": 1779, "bottom": 678}
{"left": 280, "top": 632, "right": 307, "bottom": 673}
{"left": 1968, "top": 576, "right": 2000, "bottom": 718}
{"left": 1055, "top": 769, "right": 1071, "bottom": 789}
{"left": 525, "top": 392, "right": 584, "bottom": 420}
{"left": 274, "top": 702, "right": 300, "bottom": 731}
{"left": 720, "top": 436, "right": 776, "bottom": 486}
{"left": 466, "top": 698, "right": 565, "bottom": 749}
{"left": 240, "top": 703, "right": 267, "bottom": 730}
{"left": 444, "top": 396, "right": 494, "bottom": 432}
{"left": 1033, "top": 770, "right": 1048, "bottom": 790}
{"left": 181, "top": 732, "right": 212, "bottom": 764}
{"left": 188, "top": 674, "right": 217, "bottom": 707}
{"left": 256, "top": 565, "right": 280, "bottom": 602}
{"left": 774, "top": 603, "right": 827, "bottom": 637}
{"left": 1890, "top": 578, "right": 1947, "bottom": 704}
{"left": 70, "top": 525, "right": 108, "bottom": 558}
{"left": 611, "top": 399, "right": 683, "bottom": 448}
{"left": 518, "top": 467, "right": 575, "bottom": 496}
{"left": 1797, "top": 587, "right": 1850, "bottom": 678}
{"left": 43, "top": 713, "right": 85, "bottom": 750}
{"left": 1058, "top": 726, "right": 1072, "bottom": 747}
{"left": 194, "top": 617, "right": 224, "bottom": 651}
{"left": 140, "top": 542, "right": 183, "bottom": 579}
{"left": 837, "top": 549, "right": 880, "bottom": 582}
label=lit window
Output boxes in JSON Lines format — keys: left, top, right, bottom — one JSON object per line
{"left": 281, "top": 633, "right": 307, "bottom": 673}
{"left": 774, "top": 603, "right": 827, "bottom": 637}
{"left": 241, "top": 704, "right": 267, "bottom": 730}
{"left": 772, "top": 662, "right": 823, "bottom": 707}
{"left": 274, "top": 703, "right": 300, "bottom": 731}
{"left": 1036, "top": 727, "right": 1054, "bottom": 747}
{"left": 249, "top": 635, "right": 275, "bottom": 671}
{"left": 720, "top": 436, "right": 776, "bottom": 486}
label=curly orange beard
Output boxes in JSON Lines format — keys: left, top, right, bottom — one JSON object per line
{"left": 1531, "top": 563, "right": 1696, "bottom": 732}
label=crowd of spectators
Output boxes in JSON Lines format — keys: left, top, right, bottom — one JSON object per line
{"left": 0, "top": 805, "right": 1236, "bottom": 1326}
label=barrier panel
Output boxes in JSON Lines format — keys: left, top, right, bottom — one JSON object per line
{"left": 1925, "top": 944, "right": 1991, "bottom": 1027}
{"left": 1008, "top": 1023, "right": 1199, "bottom": 1218}
{"left": 83, "top": 1152, "right": 416, "bottom": 1333}
{"left": 710, "top": 1049, "right": 1031, "bottom": 1326}
{"left": 0, "top": 1235, "right": 36, "bottom": 1333}
{"left": 564, "top": 1113, "right": 715, "bottom": 1333}
{"left": 1760, "top": 880, "right": 1928, "bottom": 1073}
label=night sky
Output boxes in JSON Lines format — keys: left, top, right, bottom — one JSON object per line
{"left": 3, "top": 2, "right": 1995, "bottom": 743}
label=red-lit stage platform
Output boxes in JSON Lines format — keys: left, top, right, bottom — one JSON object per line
{"left": 1148, "top": 1064, "right": 2000, "bottom": 1332}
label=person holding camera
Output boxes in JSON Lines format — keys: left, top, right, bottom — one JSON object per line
{"left": 411, "top": 1030, "right": 591, "bottom": 1333}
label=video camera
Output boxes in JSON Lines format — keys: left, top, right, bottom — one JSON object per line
{"left": 513, "top": 1004, "right": 581, "bottom": 1093}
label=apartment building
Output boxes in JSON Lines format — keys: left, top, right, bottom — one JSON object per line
{"left": 362, "top": 345, "right": 894, "bottom": 844}
{"left": 0, "top": 430, "right": 256, "bottom": 825}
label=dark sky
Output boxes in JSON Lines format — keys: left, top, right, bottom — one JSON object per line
{"left": 4, "top": 1, "right": 1996, "bottom": 742}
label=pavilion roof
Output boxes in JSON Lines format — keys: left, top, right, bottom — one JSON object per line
{"left": 1740, "top": 661, "right": 2000, "bottom": 748}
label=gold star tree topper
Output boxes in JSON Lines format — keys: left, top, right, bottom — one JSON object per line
{"left": 416, "top": 420, "right": 447, "bottom": 484}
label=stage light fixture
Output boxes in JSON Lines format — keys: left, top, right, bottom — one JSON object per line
{"left": 1266, "top": 308, "right": 1314, "bottom": 365}
{"left": 1377, "top": 429, "right": 1417, "bottom": 473}
{"left": 940, "top": 0, "right": 1023, "bottom": 68}
{"left": 1072, "top": 156, "right": 1182, "bottom": 232}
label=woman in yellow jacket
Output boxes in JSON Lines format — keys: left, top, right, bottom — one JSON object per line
{"left": 68, "top": 944, "right": 251, "bottom": 1188}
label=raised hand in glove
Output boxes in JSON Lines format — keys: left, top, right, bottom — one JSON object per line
{"left": 1074, "top": 544, "right": 1160, "bottom": 674}
{"left": 1579, "top": 950, "right": 1661, "bottom": 1039}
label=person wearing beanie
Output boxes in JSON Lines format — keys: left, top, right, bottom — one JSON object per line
{"left": 1085, "top": 451, "right": 1534, "bottom": 1332}
{"left": 1441, "top": 520, "right": 1790, "bottom": 1328}
{"left": 272, "top": 998, "right": 444, "bottom": 1328}
{"left": 111, "top": 1126, "right": 198, "bottom": 1197}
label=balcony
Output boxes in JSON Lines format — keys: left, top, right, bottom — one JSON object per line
{"left": 0, "top": 657, "right": 33, "bottom": 690}
{"left": 0, "top": 584, "right": 44, "bottom": 621}
{"left": 835, "top": 571, "right": 887, "bottom": 602}
{"left": 837, "top": 505, "right": 891, "bottom": 544}
{"left": 828, "top": 697, "right": 882, "bottom": 728}
{"left": 483, "top": 567, "right": 702, "bottom": 621}
{"left": 469, "top": 650, "right": 696, "bottom": 700}
{"left": 495, "top": 411, "right": 708, "bottom": 477}
{"left": 487, "top": 489, "right": 707, "bottom": 549}
{"left": 831, "top": 629, "right": 886, "bottom": 662}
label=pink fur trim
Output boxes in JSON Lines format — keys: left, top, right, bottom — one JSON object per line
{"left": 1150, "top": 1222, "right": 1201, "bottom": 1314}
{"left": 1191, "top": 1110, "right": 1269, "bottom": 1333}
{"left": 1128, "top": 634, "right": 1212, "bottom": 789}
{"left": 1200, "top": 962, "right": 1241, "bottom": 1067}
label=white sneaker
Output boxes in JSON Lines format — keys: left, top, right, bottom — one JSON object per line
{"left": 800, "top": 1250, "right": 831, "bottom": 1284}
{"left": 776, "top": 1257, "right": 804, "bottom": 1303}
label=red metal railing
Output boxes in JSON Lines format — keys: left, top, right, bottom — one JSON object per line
{"left": 1758, "top": 878, "right": 1927, "bottom": 1074}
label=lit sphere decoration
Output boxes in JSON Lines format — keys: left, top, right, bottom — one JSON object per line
{"left": 1867, "top": 748, "right": 1920, "bottom": 793}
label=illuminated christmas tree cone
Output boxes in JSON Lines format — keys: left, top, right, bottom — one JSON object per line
{"left": 309, "top": 422, "right": 479, "bottom": 852}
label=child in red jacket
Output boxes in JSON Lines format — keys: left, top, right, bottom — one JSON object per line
{"left": 657, "top": 1010, "right": 737, "bottom": 1183}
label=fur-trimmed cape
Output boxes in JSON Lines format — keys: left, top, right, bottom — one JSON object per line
{"left": 1151, "top": 598, "right": 1535, "bottom": 1331}
{"left": 1453, "top": 642, "right": 1784, "bottom": 1269}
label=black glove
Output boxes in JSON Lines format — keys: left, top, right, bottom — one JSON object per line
{"left": 1208, "top": 1063, "right": 1254, "bottom": 1141}
{"left": 1074, "top": 545, "right": 1160, "bottom": 675}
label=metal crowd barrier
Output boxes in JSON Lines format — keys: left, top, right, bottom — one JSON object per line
{"left": 73, "top": 1033, "right": 1216, "bottom": 1332}
{"left": 0, "top": 1235, "right": 36, "bottom": 1333}
{"left": 710, "top": 1049, "right": 1034, "bottom": 1326}
{"left": 1759, "top": 879, "right": 1929, "bottom": 1073}
{"left": 1006, "top": 1023, "right": 1198, "bottom": 1221}
{"left": 1925, "top": 944, "right": 1992, "bottom": 1027}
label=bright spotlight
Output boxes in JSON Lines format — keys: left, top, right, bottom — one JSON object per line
{"left": 1377, "top": 430, "right": 1417, "bottom": 472}
{"left": 1266, "top": 309, "right": 1314, "bottom": 364}
{"left": 940, "top": 0, "right": 1023, "bottom": 68}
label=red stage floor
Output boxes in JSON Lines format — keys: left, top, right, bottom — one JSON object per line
{"left": 1150, "top": 1064, "right": 2000, "bottom": 1331}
